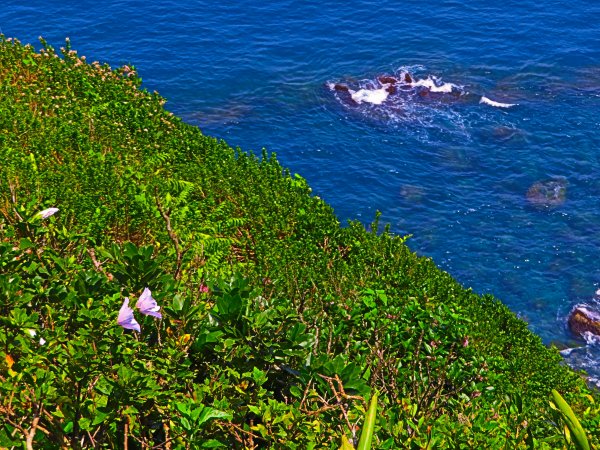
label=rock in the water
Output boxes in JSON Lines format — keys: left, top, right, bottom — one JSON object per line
{"left": 526, "top": 178, "right": 567, "bottom": 208}
{"left": 568, "top": 304, "right": 600, "bottom": 339}
{"left": 491, "top": 126, "right": 528, "bottom": 143}
{"left": 399, "top": 184, "right": 425, "bottom": 203}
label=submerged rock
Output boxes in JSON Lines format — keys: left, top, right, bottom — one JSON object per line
{"left": 526, "top": 178, "right": 567, "bottom": 208}
{"left": 568, "top": 304, "right": 600, "bottom": 339}
{"left": 491, "top": 126, "right": 528, "bottom": 143}
{"left": 399, "top": 184, "right": 425, "bottom": 203}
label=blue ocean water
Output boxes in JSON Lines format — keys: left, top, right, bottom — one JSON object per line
{"left": 2, "top": 1, "right": 600, "bottom": 378}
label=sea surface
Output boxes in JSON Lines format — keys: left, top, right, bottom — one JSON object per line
{"left": 2, "top": 0, "right": 600, "bottom": 379}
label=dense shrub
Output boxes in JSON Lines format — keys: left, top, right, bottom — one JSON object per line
{"left": 0, "top": 36, "right": 598, "bottom": 448}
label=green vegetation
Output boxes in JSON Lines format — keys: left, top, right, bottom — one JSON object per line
{"left": 551, "top": 389, "right": 591, "bottom": 450}
{"left": 0, "top": 36, "right": 598, "bottom": 448}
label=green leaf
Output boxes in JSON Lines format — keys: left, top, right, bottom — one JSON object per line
{"left": 247, "top": 405, "right": 262, "bottom": 415}
{"left": 201, "top": 439, "right": 228, "bottom": 448}
{"left": 175, "top": 401, "right": 190, "bottom": 416}
{"left": 197, "top": 407, "right": 232, "bottom": 427}
{"left": 19, "top": 238, "right": 35, "bottom": 250}
{"left": 356, "top": 392, "right": 378, "bottom": 450}
{"left": 192, "top": 330, "right": 224, "bottom": 351}
{"left": 551, "top": 389, "right": 590, "bottom": 450}
{"left": 341, "top": 435, "right": 355, "bottom": 450}
{"left": 180, "top": 416, "right": 191, "bottom": 431}
{"left": 190, "top": 404, "right": 206, "bottom": 422}
{"left": 289, "top": 385, "right": 302, "bottom": 398}
{"left": 92, "top": 410, "right": 110, "bottom": 426}
{"left": 251, "top": 366, "right": 267, "bottom": 385}
{"left": 215, "top": 292, "right": 243, "bottom": 319}
{"left": 63, "top": 421, "right": 74, "bottom": 433}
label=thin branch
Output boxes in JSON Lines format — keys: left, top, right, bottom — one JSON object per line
{"left": 25, "top": 410, "right": 42, "bottom": 450}
{"left": 154, "top": 187, "right": 185, "bottom": 280}
{"left": 162, "top": 422, "right": 171, "bottom": 450}
{"left": 4, "top": 416, "right": 27, "bottom": 441}
{"left": 124, "top": 416, "right": 129, "bottom": 450}
{"left": 217, "top": 420, "right": 262, "bottom": 445}
{"left": 86, "top": 247, "right": 114, "bottom": 281}
{"left": 8, "top": 179, "right": 24, "bottom": 222}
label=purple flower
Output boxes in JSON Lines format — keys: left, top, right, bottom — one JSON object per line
{"left": 136, "top": 288, "right": 162, "bottom": 319}
{"left": 117, "top": 298, "right": 141, "bottom": 332}
{"left": 37, "top": 207, "right": 59, "bottom": 219}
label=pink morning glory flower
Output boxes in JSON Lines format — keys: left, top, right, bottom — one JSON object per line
{"left": 37, "top": 207, "right": 59, "bottom": 219}
{"left": 136, "top": 288, "right": 162, "bottom": 319}
{"left": 117, "top": 298, "right": 141, "bottom": 332}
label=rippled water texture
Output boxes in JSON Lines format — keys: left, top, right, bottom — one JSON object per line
{"left": 2, "top": 0, "right": 600, "bottom": 378}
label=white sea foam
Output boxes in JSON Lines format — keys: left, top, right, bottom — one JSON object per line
{"left": 583, "top": 331, "right": 600, "bottom": 345}
{"left": 559, "top": 347, "right": 575, "bottom": 356}
{"left": 350, "top": 87, "right": 389, "bottom": 105}
{"left": 412, "top": 76, "right": 459, "bottom": 93}
{"left": 588, "top": 377, "right": 600, "bottom": 388}
{"left": 480, "top": 96, "right": 517, "bottom": 108}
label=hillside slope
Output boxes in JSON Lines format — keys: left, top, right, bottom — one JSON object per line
{"left": 0, "top": 37, "right": 598, "bottom": 448}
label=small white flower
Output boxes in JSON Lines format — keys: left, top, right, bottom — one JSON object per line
{"left": 37, "top": 207, "right": 59, "bottom": 219}
{"left": 27, "top": 329, "right": 45, "bottom": 345}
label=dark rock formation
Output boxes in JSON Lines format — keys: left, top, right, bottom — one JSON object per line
{"left": 526, "top": 178, "right": 567, "bottom": 208}
{"left": 568, "top": 304, "right": 600, "bottom": 338}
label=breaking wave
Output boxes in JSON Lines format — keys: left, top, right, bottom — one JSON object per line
{"left": 480, "top": 96, "right": 517, "bottom": 108}
{"left": 326, "top": 66, "right": 518, "bottom": 143}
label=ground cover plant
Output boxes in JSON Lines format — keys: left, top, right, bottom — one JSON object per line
{"left": 0, "top": 36, "right": 599, "bottom": 448}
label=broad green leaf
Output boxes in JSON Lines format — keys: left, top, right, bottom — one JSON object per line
{"left": 551, "top": 390, "right": 590, "bottom": 450}
{"left": 197, "top": 407, "right": 232, "bottom": 427}
{"left": 357, "top": 392, "right": 378, "bottom": 450}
